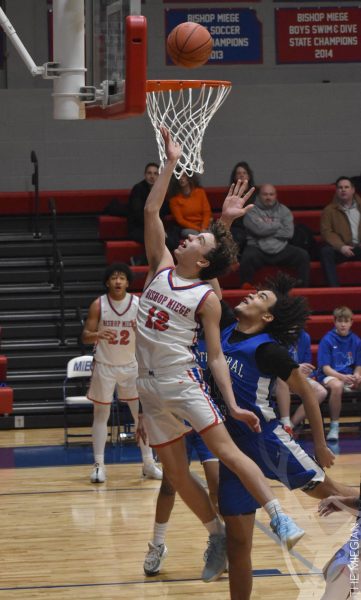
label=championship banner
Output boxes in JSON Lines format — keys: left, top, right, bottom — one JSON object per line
{"left": 276, "top": 7, "right": 361, "bottom": 63}
{"left": 165, "top": 8, "right": 263, "bottom": 64}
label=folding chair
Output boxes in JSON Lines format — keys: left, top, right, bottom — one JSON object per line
{"left": 63, "top": 355, "right": 120, "bottom": 445}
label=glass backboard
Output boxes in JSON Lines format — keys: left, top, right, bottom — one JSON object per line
{"left": 85, "top": 0, "right": 147, "bottom": 119}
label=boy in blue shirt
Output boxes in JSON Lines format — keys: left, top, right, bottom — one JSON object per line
{"left": 317, "top": 306, "right": 361, "bottom": 441}
{"left": 276, "top": 329, "right": 328, "bottom": 434}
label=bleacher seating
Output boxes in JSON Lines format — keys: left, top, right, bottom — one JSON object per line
{"left": 0, "top": 183, "right": 359, "bottom": 430}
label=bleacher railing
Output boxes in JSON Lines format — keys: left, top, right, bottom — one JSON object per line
{"left": 49, "top": 198, "right": 65, "bottom": 345}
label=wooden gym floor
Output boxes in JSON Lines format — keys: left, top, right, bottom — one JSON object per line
{"left": 0, "top": 428, "right": 360, "bottom": 599}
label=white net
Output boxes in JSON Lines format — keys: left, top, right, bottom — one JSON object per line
{"left": 146, "top": 80, "right": 232, "bottom": 179}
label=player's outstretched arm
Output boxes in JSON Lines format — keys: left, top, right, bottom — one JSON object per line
{"left": 219, "top": 179, "right": 255, "bottom": 230}
{"left": 287, "top": 368, "right": 335, "bottom": 468}
{"left": 144, "top": 128, "right": 182, "bottom": 279}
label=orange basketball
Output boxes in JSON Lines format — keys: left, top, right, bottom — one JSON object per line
{"left": 167, "top": 22, "right": 213, "bottom": 69}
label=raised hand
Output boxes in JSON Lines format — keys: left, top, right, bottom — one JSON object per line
{"left": 221, "top": 179, "right": 255, "bottom": 228}
{"left": 160, "top": 127, "right": 182, "bottom": 163}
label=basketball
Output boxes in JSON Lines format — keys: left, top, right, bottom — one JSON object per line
{"left": 167, "top": 22, "right": 213, "bottom": 69}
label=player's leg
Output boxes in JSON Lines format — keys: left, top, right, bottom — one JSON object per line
{"left": 202, "top": 459, "right": 220, "bottom": 515}
{"left": 88, "top": 362, "right": 115, "bottom": 483}
{"left": 303, "top": 474, "right": 355, "bottom": 500}
{"left": 91, "top": 401, "right": 111, "bottom": 482}
{"left": 143, "top": 472, "right": 175, "bottom": 576}
{"left": 117, "top": 363, "right": 162, "bottom": 479}
{"left": 275, "top": 377, "right": 293, "bottom": 432}
{"left": 126, "top": 399, "right": 162, "bottom": 479}
{"left": 201, "top": 423, "right": 305, "bottom": 550}
{"left": 291, "top": 379, "right": 328, "bottom": 428}
{"left": 324, "top": 377, "right": 344, "bottom": 441}
{"left": 156, "top": 438, "right": 227, "bottom": 582}
{"left": 224, "top": 513, "right": 255, "bottom": 600}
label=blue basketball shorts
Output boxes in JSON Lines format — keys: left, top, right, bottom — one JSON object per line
{"left": 219, "top": 419, "right": 325, "bottom": 516}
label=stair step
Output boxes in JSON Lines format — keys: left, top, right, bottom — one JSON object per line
{"left": 0, "top": 283, "right": 54, "bottom": 295}
{"left": 0, "top": 309, "right": 77, "bottom": 321}
{"left": 0, "top": 292, "right": 97, "bottom": 311}
{"left": 1, "top": 322, "right": 81, "bottom": 339}
{"left": 0, "top": 255, "right": 106, "bottom": 269}
{"left": 2, "top": 338, "right": 78, "bottom": 350}
{"left": 0, "top": 240, "right": 104, "bottom": 258}
{"left": 7, "top": 347, "right": 80, "bottom": 369}
{"left": 8, "top": 369, "right": 66, "bottom": 382}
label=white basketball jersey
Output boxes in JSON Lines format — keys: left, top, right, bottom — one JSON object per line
{"left": 94, "top": 293, "right": 139, "bottom": 366}
{"left": 136, "top": 267, "right": 214, "bottom": 370}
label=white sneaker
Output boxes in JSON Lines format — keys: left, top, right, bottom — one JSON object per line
{"left": 90, "top": 463, "right": 106, "bottom": 483}
{"left": 142, "top": 462, "right": 162, "bottom": 480}
{"left": 143, "top": 542, "right": 168, "bottom": 576}
{"left": 326, "top": 422, "right": 339, "bottom": 441}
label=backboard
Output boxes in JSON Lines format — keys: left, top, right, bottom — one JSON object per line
{"left": 84, "top": 0, "right": 147, "bottom": 119}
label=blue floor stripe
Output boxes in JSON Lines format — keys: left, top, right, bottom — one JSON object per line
{"left": 0, "top": 434, "right": 359, "bottom": 470}
{"left": 0, "top": 443, "right": 142, "bottom": 469}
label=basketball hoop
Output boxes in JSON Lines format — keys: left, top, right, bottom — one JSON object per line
{"left": 146, "top": 80, "right": 232, "bottom": 179}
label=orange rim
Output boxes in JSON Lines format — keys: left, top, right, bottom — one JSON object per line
{"left": 146, "top": 80, "right": 232, "bottom": 93}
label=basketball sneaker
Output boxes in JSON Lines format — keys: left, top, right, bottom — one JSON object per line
{"left": 142, "top": 462, "right": 163, "bottom": 480}
{"left": 270, "top": 513, "right": 305, "bottom": 550}
{"left": 143, "top": 542, "right": 168, "bottom": 576}
{"left": 326, "top": 422, "right": 339, "bottom": 441}
{"left": 283, "top": 424, "right": 294, "bottom": 437}
{"left": 90, "top": 463, "right": 106, "bottom": 483}
{"left": 201, "top": 532, "right": 227, "bottom": 582}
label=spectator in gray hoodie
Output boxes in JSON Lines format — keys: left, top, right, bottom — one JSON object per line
{"left": 239, "top": 184, "right": 310, "bottom": 287}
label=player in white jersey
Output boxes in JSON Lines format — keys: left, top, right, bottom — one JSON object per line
{"left": 137, "top": 128, "right": 306, "bottom": 586}
{"left": 82, "top": 263, "right": 162, "bottom": 483}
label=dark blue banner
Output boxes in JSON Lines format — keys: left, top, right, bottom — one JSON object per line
{"left": 165, "top": 8, "right": 263, "bottom": 65}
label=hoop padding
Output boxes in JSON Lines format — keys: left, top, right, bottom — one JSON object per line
{"left": 146, "top": 80, "right": 231, "bottom": 178}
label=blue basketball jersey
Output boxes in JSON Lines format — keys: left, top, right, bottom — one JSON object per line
{"left": 220, "top": 323, "right": 278, "bottom": 424}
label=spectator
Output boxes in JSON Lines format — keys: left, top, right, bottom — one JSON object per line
{"left": 317, "top": 306, "right": 361, "bottom": 441}
{"left": 229, "top": 161, "right": 256, "bottom": 254}
{"left": 351, "top": 171, "right": 361, "bottom": 195}
{"left": 127, "top": 162, "right": 160, "bottom": 245}
{"left": 239, "top": 184, "right": 310, "bottom": 287}
{"left": 320, "top": 176, "right": 361, "bottom": 286}
{"left": 127, "top": 163, "right": 175, "bottom": 265}
{"left": 276, "top": 329, "right": 328, "bottom": 434}
{"left": 168, "top": 173, "right": 212, "bottom": 238}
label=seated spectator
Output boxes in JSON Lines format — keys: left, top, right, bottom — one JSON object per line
{"left": 228, "top": 161, "right": 256, "bottom": 255}
{"left": 276, "top": 329, "right": 328, "bottom": 434}
{"left": 317, "top": 306, "right": 361, "bottom": 441}
{"left": 320, "top": 176, "right": 361, "bottom": 286}
{"left": 239, "top": 184, "right": 310, "bottom": 287}
{"left": 351, "top": 171, "right": 361, "bottom": 195}
{"left": 127, "top": 163, "right": 173, "bottom": 264}
{"left": 168, "top": 173, "right": 212, "bottom": 238}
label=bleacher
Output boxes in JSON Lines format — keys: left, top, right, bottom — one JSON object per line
{"left": 0, "top": 184, "right": 360, "bottom": 431}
